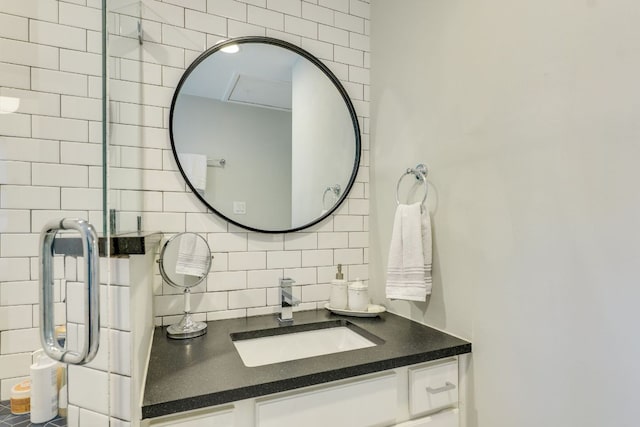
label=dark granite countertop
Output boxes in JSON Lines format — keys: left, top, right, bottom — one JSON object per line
{"left": 142, "top": 309, "right": 471, "bottom": 419}
{"left": 53, "top": 231, "right": 163, "bottom": 256}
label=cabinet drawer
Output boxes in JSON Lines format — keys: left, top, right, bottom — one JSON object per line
{"left": 409, "top": 359, "right": 458, "bottom": 417}
{"left": 148, "top": 407, "right": 234, "bottom": 427}
{"left": 256, "top": 373, "right": 397, "bottom": 427}
{"left": 395, "top": 408, "right": 459, "bottom": 427}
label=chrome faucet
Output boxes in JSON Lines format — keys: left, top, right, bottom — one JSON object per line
{"left": 278, "top": 278, "right": 299, "bottom": 324}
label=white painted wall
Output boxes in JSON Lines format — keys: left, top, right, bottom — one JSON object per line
{"left": 371, "top": 1, "right": 640, "bottom": 426}
{"left": 291, "top": 57, "right": 356, "bottom": 224}
{"left": 175, "top": 95, "right": 293, "bottom": 229}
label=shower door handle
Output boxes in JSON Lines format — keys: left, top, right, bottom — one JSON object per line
{"left": 39, "top": 218, "right": 100, "bottom": 365}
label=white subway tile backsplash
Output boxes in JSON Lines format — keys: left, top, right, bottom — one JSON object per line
{"left": 191, "top": 292, "right": 228, "bottom": 312}
{"left": 209, "top": 233, "right": 248, "bottom": 252}
{"left": 0, "top": 161, "right": 30, "bottom": 185}
{"left": 348, "top": 64, "right": 369, "bottom": 84}
{"left": 0, "top": 62, "right": 30, "bottom": 89}
{"left": 60, "top": 49, "right": 102, "bottom": 76}
{"left": 300, "top": 37, "right": 333, "bottom": 60}
{"left": 1, "top": 87, "right": 61, "bottom": 116}
{"left": 68, "top": 365, "right": 109, "bottom": 414}
{"left": 0, "top": 234, "right": 39, "bottom": 257}
{"left": 60, "top": 2, "right": 102, "bottom": 30}
{"left": 228, "top": 19, "right": 266, "bottom": 37}
{"left": 284, "top": 233, "right": 317, "bottom": 250}
{"left": 164, "top": 0, "right": 207, "bottom": 12}
{"left": 141, "top": 0, "right": 185, "bottom": 27}
{"left": 334, "top": 44, "right": 363, "bottom": 66}
{"left": 207, "top": 0, "right": 247, "bottom": 21}
{"left": 1, "top": 0, "right": 59, "bottom": 22}
{"left": 349, "top": 0, "right": 369, "bottom": 19}
{"left": 301, "top": 283, "right": 329, "bottom": 302}
{"left": 318, "top": 0, "right": 348, "bottom": 13}
{"left": 317, "top": 232, "right": 349, "bottom": 248}
{"left": 247, "top": 269, "right": 283, "bottom": 288}
{"left": 267, "top": 0, "right": 302, "bottom": 16}
{"left": 333, "top": 215, "right": 363, "bottom": 231}
{"left": 31, "top": 210, "right": 87, "bottom": 232}
{"left": 348, "top": 231, "right": 368, "bottom": 247}
{"left": 349, "top": 32, "right": 369, "bottom": 51}
{"left": 120, "top": 59, "right": 162, "bottom": 85}
{"left": 267, "top": 251, "right": 301, "bottom": 268}
{"left": 228, "top": 252, "right": 266, "bottom": 271}
{"left": 0, "top": 13, "right": 28, "bottom": 40}
{"left": 0, "top": 353, "right": 31, "bottom": 379}
{"left": 229, "top": 288, "right": 266, "bottom": 309}
{"left": 61, "top": 141, "right": 101, "bottom": 165}
{"left": 283, "top": 267, "right": 316, "bottom": 284}
{"left": 0, "top": 305, "right": 32, "bottom": 330}
{"left": 141, "top": 212, "right": 186, "bottom": 233}
{"left": 349, "top": 198, "right": 368, "bottom": 215}
{"left": 301, "top": 3, "right": 333, "bottom": 24}
{"left": 284, "top": 15, "right": 317, "bottom": 38}
{"left": 248, "top": 6, "right": 285, "bottom": 31}
{"left": 0, "top": 210, "right": 31, "bottom": 234}
{"left": 334, "top": 248, "right": 363, "bottom": 265}
{"left": 186, "top": 213, "right": 228, "bottom": 232}
{"left": 62, "top": 188, "right": 102, "bottom": 210}
{"left": 109, "top": 123, "right": 168, "bottom": 149}
{"left": 109, "top": 79, "right": 175, "bottom": 107}
{"left": 163, "top": 191, "right": 206, "bottom": 212}
{"left": 247, "top": 233, "right": 284, "bottom": 251}
{"left": 334, "top": 10, "right": 363, "bottom": 33}
{"left": 185, "top": 9, "right": 227, "bottom": 35}
{"left": 29, "top": 19, "right": 87, "bottom": 51}
{"left": 301, "top": 249, "right": 333, "bottom": 267}
{"left": 162, "top": 24, "right": 207, "bottom": 51}
{"left": 0, "top": 113, "right": 31, "bottom": 138}
{"left": 208, "top": 271, "right": 246, "bottom": 291}
{"left": 0, "top": 327, "right": 39, "bottom": 354}
{"left": 33, "top": 115, "right": 89, "bottom": 142}
{"left": 118, "top": 102, "right": 164, "bottom": 128}
{"left": 33, "top": 163, "right": 89, "bottom": 188}
{"left": 0, "top": 38, "right": 59, "bottom": 69}
{"left": 1, "top": 186, "right": 59, "bottom": 209}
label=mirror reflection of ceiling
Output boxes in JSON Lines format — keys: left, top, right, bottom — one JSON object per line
{"left": 180, "top": 44, "right": 297, "bottom": 111}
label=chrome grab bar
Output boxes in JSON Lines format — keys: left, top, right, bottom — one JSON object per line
{"left": 39, "top": 218, "right": 100, "bottom": 365}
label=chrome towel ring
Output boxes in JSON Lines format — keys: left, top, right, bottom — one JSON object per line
{"left": 322, "top": 184, "right": 341, "bottom": 209}
{"left": 396, "top": 164, "right": 428, "bottom": 206}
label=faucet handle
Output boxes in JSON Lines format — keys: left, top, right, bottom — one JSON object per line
{"left": 279, "top": 277, "right": 296, "bottom": 287}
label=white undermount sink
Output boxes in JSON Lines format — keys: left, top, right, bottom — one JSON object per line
{"left": 231, "top": 321, "right": 381, "bottom": 367}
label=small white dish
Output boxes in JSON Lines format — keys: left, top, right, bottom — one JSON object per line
{"left": 324, "top": 303, "right": 386, "bottom": 318}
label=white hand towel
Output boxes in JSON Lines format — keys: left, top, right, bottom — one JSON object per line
{"left": 386, "top": 203, "right": 432, "bottom": 301}
{"left": 177, "top": 153, "right": 207, "bottom": 193}
{"left": 175, "top": 234, "right": 210, "bottom": 277}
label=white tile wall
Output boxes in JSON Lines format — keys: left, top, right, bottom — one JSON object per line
{"left": 0, "top": 0, "right": 369, "bottom": 409}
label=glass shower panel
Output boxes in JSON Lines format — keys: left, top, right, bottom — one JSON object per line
{"left": 0, "top": 0, "right": 113, "bottom": 425}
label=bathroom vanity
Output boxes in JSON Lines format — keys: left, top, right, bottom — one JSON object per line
{"left": 141, "top": 310, "right": 471, "bottom": 427}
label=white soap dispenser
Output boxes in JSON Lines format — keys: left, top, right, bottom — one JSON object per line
{"left": 30, "top": 349, "right": 58, "bottom": 424}
{"left": 329, "top": 264, "right": 348, "bottom": 309}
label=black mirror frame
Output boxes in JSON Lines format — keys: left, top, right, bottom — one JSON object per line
{"left": 169, "top": 36, "right": 361, "bottom": 234}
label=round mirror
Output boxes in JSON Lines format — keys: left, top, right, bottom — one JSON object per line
{"left": 170, "top": 36, "right": 361, "bottom": 233}
{"left": 158, "top": 233, "right": 212, "bottom": 339}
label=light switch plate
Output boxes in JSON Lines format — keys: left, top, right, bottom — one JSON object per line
{"left": 233, "top": 201, "right": 246, "bottom": 214}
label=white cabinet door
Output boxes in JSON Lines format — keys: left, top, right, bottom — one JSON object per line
{"left": 256, "top": 373, "right": 397, "bottom": 427}
{"left": 395, "top": 408, "right": 459, "bottom": 427}
{"left": 409, "top": 359, "right": 458, "bottom": 417}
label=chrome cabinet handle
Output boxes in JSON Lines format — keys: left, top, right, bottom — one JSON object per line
{"left": 40, "top": 218, "right": 100, "bottom": 365}
{"left": 426, "top": 381, "right": 456, "bottom": 394}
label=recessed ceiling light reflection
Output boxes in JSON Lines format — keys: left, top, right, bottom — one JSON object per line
{"left": 221, "top": 44, "right": 240, "bottom": 54}
{"left": 0, "top": 96, "right": 20, "bottom": 114}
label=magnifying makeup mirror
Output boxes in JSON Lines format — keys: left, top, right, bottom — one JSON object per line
{"left": 158, "top": 232, "right": 213, "bottom": 339}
